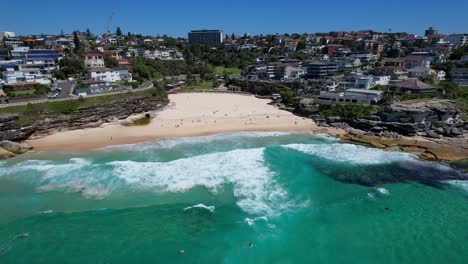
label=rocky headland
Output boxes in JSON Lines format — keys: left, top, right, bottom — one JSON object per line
{"left": 297, "top": 99, "right": 468, "bottom": 164}
{"left": 0, "top": 93, "right": 169, "bottom": 158}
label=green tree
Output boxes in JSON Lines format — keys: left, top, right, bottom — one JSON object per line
{"left": 387, "top": 48, "right": 399, "bottom": 58}
{"left": 104, "top": 56, "right": 119, "bottom": 68}
{"left": 73, "top": 31, "right": 81, "bottom": 53}
{"left": 296, "top": 41, "right": 306, "bottom": 51}
{"left": 116, "top": 26, "right": 122, "bottom": 36}
{"left": 86, "top": 28, "right": 92, "bottom": 38}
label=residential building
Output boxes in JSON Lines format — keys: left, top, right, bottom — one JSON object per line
{"left": 407, "top": 67, "right": 434, "bottom": 78}
{"left": 331, "top": 57, "right": 361, "bottom": 69}
{"left": 0, "top": 31, "right": 15, "bottom": 39}
{"left": 78, "top": 80, "right": 115, "bottom": 95}
{"left": 2, "top": 69, "right": 51, "bottom": 84}
{"left": 383, "top": 58, "right": 405, "bottom": 68}
{"left": 404, "top": 56, "right": 431, "bottom": 69}
{"left": 374, "top": 76, "right": 390, "bottom": 86}
{"left": 317, "top": 89, "right": 383, "bottom": 104}
{"left": 113, "top": 67, "right": 133, "bottom": 81}
{"left": 424, "top": 27, "right": 438, "bottom": 37}
{"left": 10, "top": 47, "right": 29, "bottom": 60}
{"left": 86, "top": 67, "right": 121, "bottom": 82}
{"left": 27, "top": 49, "right": 59, "bottom": 61}
{"left": 84, "top": 53, "right": 105, "bottom": 68}
{"left": 4, "top": 38, "right": 23, "bottom": 48}
{"left": 388, "top": 79, "right": 436, "bottom": 93}
{"left": 0, "top": 49, "right": 9, "bottom": 60}
{"left": 436, "top": 70, "right": 446, "bottom": 81}
{"left": 446, "top": 34, "right": 468, "bottom": 47}
{"left": 188, "top": 30, "right": 224, "bottom": 45}
{"left": 276, "top": 64, "right": 306, "bottom": 81}
{"left": 305, "top": 61, "right": 338, "bottom": 78}
{"left": 451, "top": 68, "right": 468, "bottom": 86}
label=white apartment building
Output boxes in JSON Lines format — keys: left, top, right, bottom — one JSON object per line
{"left": 87, "top": 67, "right": 121, "bottom": 82}
{"left": 317, "top": 89, "right": 384, "bottom": 104}
{"left": 0, "top": 31, "right": 15, "bottom": 39}
{"left": 2, "top": 69, "right": 51, "bottom": 85}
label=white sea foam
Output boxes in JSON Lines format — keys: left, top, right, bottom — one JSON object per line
{"left": 376, "top": 187, "right": 390, "bottom": 196}
{"left": 283, "top": 143, "right": 415, "bottom": 165}
{"left": 102, "top": 131, "right": 292, "bottom": 151}
{"left": 184, "top": 204, "right": 215, "bottom": 213}
{"left": 244, "top": 216, "right": 268, "bottom": 226}
{"left": 108, "top": 148, "right": 292, "bottom": 215}
{"left": 445, "top": 180, "right": 468, "bottom": 193}
{"left": 0, "top": 158, "right": 92, "bottom": 179}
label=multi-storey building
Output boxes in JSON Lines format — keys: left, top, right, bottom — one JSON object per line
{"left": 452, "top": 68, "right": 468, "bottom": 86}
{"left": 84, "top": 53, "right": 105, "bottom": 68}
{"left": 188, "top": 30, "right": 224, "bottom": 45}
{"left": 446, "top": 34, "right": 468, "bottom": 47}
{"left": 304, "top": 61, "right": 338, "bottom": 78}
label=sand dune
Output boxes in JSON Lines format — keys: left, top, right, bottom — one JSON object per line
{"left": 28, "top": 93, "right": 326, "bottom": 150}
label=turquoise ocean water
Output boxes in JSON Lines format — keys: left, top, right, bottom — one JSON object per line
{"left": 0, "top": 132, "right": 467, "bottom": 263}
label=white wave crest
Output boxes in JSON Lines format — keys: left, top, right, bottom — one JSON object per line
{"left": 283, "top": 143, "right": 415, "bottom": 165}
{"left": 0, "top": 158, "right": 92, "bottom": 179}
{"left": 376, "top": 187, "right": 390, "bottom": 196}
{"left": 184, "top": 204, "right": 215, "bottom": 213}
{"left": 445, "top": 180, "right": 468, "bottom": 193}
{"left": 102, "top": 131, "right": 292, "bottom": 151}
{"left": 108, "top": 148, "right": 290, "bottom": 215}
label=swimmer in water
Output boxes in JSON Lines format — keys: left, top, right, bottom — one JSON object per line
{"left": 179, "top": 249, "right": 185, "bottom": 254}
{"left": 248, "top": 242, "right": 253, "bottom": 248}
{"left": 19, "top": 233, "right": 29, "bottom": 238}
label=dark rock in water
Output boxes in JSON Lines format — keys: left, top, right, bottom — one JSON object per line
{"left": 309, "top": 157, "right": 468, "bottom": 188}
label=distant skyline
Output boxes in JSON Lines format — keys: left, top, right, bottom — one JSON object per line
{"left": 1, "top": 0, "right": 467, "bottom": 37}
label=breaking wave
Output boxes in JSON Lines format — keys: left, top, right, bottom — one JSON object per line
{"left": 108, "top": 148, "right": 292, "bottom": 215}
{"left": 282, "top": 143, "right": 416, "bottom": 165}
{"left": 184, "top": 204, "right": 215, "bottom": 213}
{"left": 102, "top": 131, "right": 293, "bottom": 151}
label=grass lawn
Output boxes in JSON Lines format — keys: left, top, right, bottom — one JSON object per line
{"left": 178, "top": 81, "right": 214, "bottom": 93}
{"left": 6, "top": 89, "right": 36, "bottom": 97}
{"left": 214, "top": 66, "right": 241, "bottom": 75}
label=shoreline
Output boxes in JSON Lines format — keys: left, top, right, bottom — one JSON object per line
{"left": 27, "top": 93, "right": 337, "bottom": 151}
{"left": 24, "top": 93, "right": 467, "bottom": 165}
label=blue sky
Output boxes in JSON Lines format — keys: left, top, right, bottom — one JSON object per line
{"left": 2, "top": 0, "right": 467, "bottom": 37}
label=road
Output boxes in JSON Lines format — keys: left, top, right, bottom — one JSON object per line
{"left": 0, "top": 79, "right": 155, "bottom": 108}
{"left": 56, "top": 81, "right": 75, "bottom": 99}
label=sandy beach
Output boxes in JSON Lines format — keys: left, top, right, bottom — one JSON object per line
{"left": 28, "top": 93, "right": 330, "bottom": 151}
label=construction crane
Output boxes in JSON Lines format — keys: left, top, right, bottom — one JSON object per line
{"left": 102, "top": 12, "right": 115, "bottom": 50}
